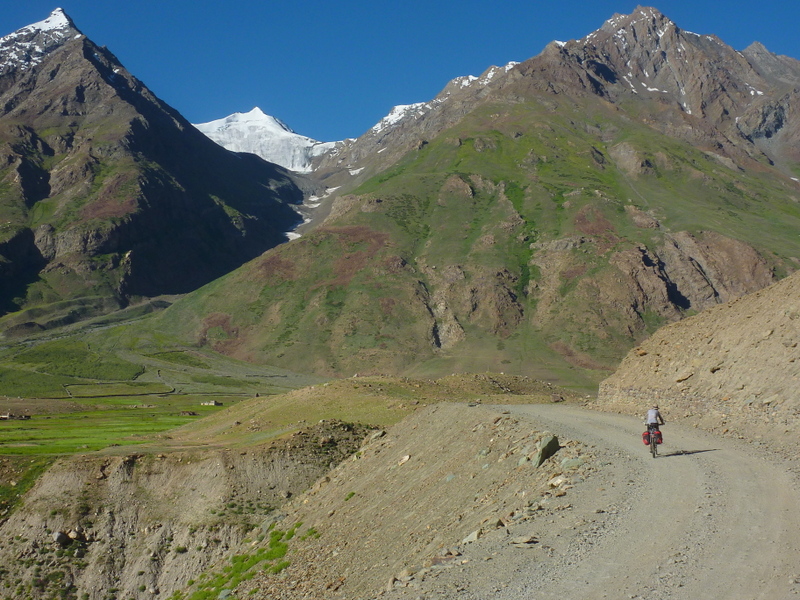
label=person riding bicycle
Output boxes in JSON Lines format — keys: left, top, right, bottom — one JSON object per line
{"left": 645, "top": 405, "right": 665, "bottom": 432}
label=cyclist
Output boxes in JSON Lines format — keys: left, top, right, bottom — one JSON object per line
{"left": 645, "top": 405, "right": 665, "bottom": 440}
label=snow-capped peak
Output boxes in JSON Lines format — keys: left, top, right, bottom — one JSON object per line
{"left": 0, "top": 8, "right": 80, "bottom": 76}
{"left": 25, "top": 8, "right": 73, "bottom": 33}
{"left": 198, "top": 107, "right": 295, "bottom": 137}
{"left": 193, "top": 107, "right": 339, "bottom": 173}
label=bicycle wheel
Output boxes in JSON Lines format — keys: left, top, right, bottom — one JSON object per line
{"left": 650, "top": 432, "right": 658, "bottom": 458}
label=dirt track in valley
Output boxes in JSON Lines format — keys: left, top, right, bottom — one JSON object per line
{"left": 468, "top": 405, "right": 800, "bottom": 600}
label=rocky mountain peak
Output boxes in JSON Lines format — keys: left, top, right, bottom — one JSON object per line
{"left": 597, "top": 6, "right": 694, "bottom": 62}
{"left": 0, "top": 8, "right": 80, "bottom": 76}
{"left": 535, "top": 6, "right": 776, "bottom": 126}
{"left": 742, "top": 41, "right": 800, "bottom": 86}
{"left": 598, "top": 6, "right": 675, "bottom": 38}
{"left": 0, "top": 9, "right": 308, "bottom": 320}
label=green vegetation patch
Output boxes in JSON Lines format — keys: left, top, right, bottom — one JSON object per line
{"left": 11, "top": 339, "right": 144, "bottom": 380}
{"left": 63, "top": 381, "right": 172, "bottom": 398}
{"left": 0, "top": 367, "right": 76, "bottom": 399}
{"left": 0, "top": 323, "right": 321, "bottom": 457}
{"left": 171, "top": 523, "right": 301, "bottom": 600}
{"left": 0, "top": 404, "right": 194, "bottom": 455}
{"left": 189, "top": 374, "right": 241, "bottom": 387}
{"left": 0, "top": 456, "right": 54, "bottom": 516}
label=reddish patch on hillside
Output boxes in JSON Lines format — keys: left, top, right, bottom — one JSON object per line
{"left": 550, "top": 340, "right": 613, "bottom": 371}
{"left": 314, "top": 226, "right": 390, "bottom": 289}
{"left": 574, "top": 205, "right": 620, "bottom": 252}
{"left": 256, "top": 253, "right": 298, "bottom": 282}
{"left": 213, "top": 337, "right": 248, "bottom": 357}
{"left": 574, "top": 205, "right": 613, "bottom": 236}
{"left": 383, "top": 255, "right": 407, "bottom": 274}
{"left": 561, "top": 264, "right": 588, "bottom": 280}
{"left": 79, "top": 174, "right": 139, "bottom": 221}
{"left": 198, "top": 312, "right": 238, "bottom": 347}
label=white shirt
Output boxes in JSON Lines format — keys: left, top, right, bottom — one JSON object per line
{"left": 646, "top": 409, "right": 662, "bottom": 424}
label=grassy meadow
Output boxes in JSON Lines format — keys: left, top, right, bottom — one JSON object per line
{"left": 0, "top": 324, "right": 326, "bottom": 512}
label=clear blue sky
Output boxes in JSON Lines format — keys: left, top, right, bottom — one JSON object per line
{"left": 4, "top": 2, "right": 799, "bottom": 142}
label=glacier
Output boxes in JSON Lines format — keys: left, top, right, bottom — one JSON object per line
{"left": 193, "top": 107, "right": 338, "bottom": 173}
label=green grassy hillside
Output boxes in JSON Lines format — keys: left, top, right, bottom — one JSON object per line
{"left": 130, "top": 97, "right": 800, "bottom": 388}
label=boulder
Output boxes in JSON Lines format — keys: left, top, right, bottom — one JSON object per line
{"left": 532, "top": 435, "right": 561, "bottom": 467}
{"left": 52, "top": 531, "right": 71, "bottom": 546}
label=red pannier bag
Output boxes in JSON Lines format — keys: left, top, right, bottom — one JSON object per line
{"left": 655, "top": 431, "right": 663, "bottom": 444}
{"left": 642, "top": 431, "right": 650, "bottom": 445}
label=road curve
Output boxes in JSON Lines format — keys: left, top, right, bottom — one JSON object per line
{"left": 499, "top": 404, "right": 800, "bottom": 600}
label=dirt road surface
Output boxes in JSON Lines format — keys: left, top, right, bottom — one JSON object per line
{"left": 386, "top": 404, "right": 800, "bottom": 600}
{"left": 506, "top": 405, "right": 800, "bottom": 600}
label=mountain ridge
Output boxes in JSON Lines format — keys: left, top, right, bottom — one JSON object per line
{"left": 195, "top": 6, "right": 800, "bottom": 190}
{"left": 311, "top": 6, "right": 800, "bottom": 189}
{"left": 0, "top": 9, "right": 311, "bottom": 330}
{"left": 3, "top": 6, "right": 800, "bottom": 386}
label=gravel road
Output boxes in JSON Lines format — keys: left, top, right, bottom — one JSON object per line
{"left": 505, "top": 405, "right": 800, "bottom": 600}
{"left": 387, "top": 404, "right": 800, "bottom": 600}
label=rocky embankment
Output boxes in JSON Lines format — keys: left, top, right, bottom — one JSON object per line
{"left": 0, "top": 401, "right": 592, "bottom": 600}
{"left": 598, "top": 269, "right": 800, "bottom": 455}
{"left": 0, "top": 420, "right": 371, "bottom": 600}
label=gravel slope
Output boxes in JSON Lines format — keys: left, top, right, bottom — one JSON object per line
{"left": 212, "top": 400, "right": 800, "bottom": 600}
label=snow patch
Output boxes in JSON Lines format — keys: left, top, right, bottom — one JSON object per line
{"left": 453, "top": 61, "right": 519, "bottom": 89}
{"left": 369, "top": 61, "right": 517, "bottom": 136}
{"left": 306, "top": 186, "right": 340, "bottom": 206}
{"left": 641, "top": 82, "right": 668, "bottom": 93}
{"left": 371, "top": 103, "right": 427, "bottom": 134}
